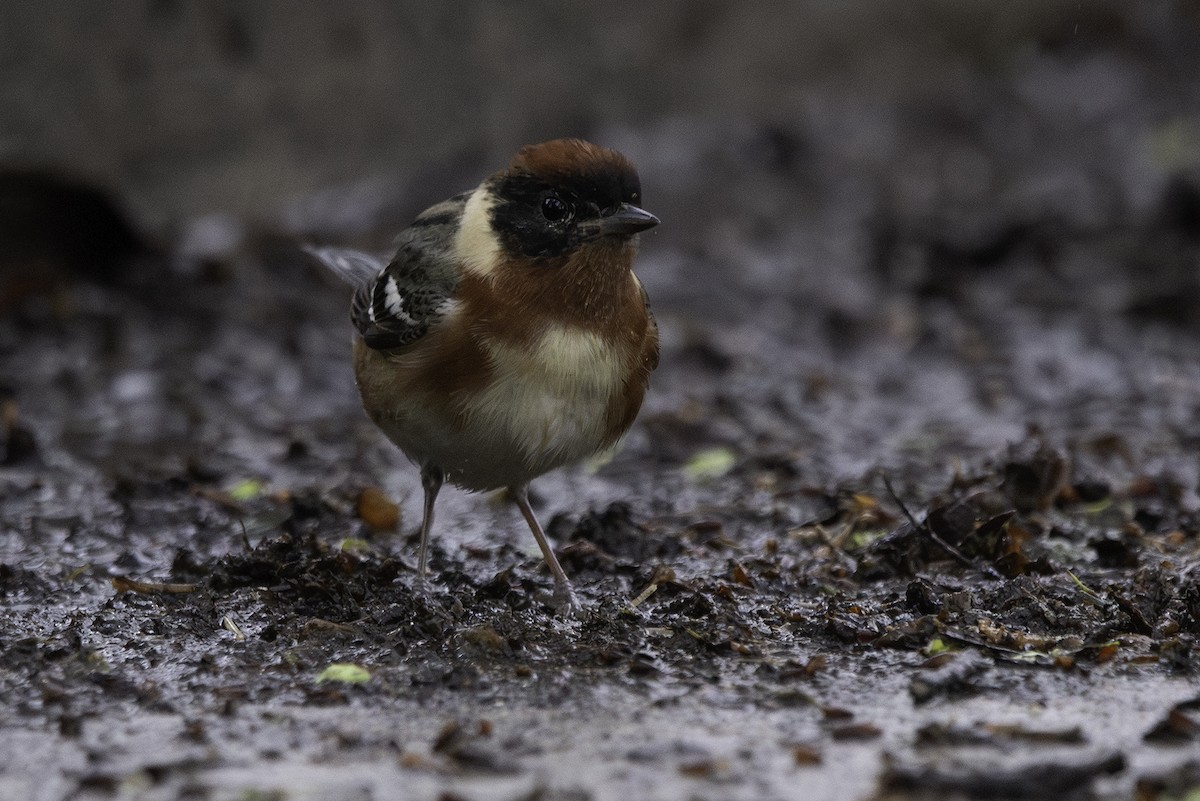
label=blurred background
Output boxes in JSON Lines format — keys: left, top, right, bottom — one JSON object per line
{"left": 3, "top": 2, "right": 1197, "bottom": 236}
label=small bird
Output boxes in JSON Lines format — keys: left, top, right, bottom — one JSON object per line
{"left": 308, "top": 139, "right": 659, "bottom": 610}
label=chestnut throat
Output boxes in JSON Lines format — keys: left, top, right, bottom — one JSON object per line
{"left": 468, "top": 239, "right": 643, "bottom": 343}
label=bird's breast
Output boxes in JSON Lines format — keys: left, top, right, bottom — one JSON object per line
{"left": 460, "top": 324, "right": 633, "bottom": 470}
{"left": 355, "top": 262, "right": 654, "bottom": 490}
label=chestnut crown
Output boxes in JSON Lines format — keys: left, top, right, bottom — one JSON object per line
{"left": 487, "top": 138, "right": 657, "bottom": 260}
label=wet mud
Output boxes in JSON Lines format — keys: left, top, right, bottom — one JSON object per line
{"left": 4, "top": 4, "right": 1200, "bottom": 800}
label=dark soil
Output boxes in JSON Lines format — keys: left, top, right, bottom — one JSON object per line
{"left": 3, "top": 4, "right": 1200, "bottom": 800}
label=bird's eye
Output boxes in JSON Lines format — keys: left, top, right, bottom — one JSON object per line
{"left": 541, "top": 195, "right": 569, "bottom": 222}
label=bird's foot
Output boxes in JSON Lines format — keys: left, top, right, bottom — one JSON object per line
{"left": 411, "top": 575, "right": 455, "bottom": 621}
{"left": 551, "top": 581, "right": 582, "bottom": 618}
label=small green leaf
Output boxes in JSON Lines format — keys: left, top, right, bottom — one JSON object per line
{"left": 339, "top": 537, "right": 371, "bottom": 554}
{"left": 846, "top": 529, "right": 886, "bottom": 550}
{"left": 229, "top": 479, "right": 266, "bottom": 501}
{"left": 684, "top": 447, "right": 736, "bottom": 481}
{"left": 316, "top": 663, "right": 371, "bottom": 685}
{"left": 925, "top": 638, "right": 952, "bottom": 656}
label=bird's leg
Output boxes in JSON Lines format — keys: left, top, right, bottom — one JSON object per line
{"left": 511, "top": 484, "right": 579, "bottom": 614}
{"left": 415, "top": 465, "right": 444, "bottom": 591}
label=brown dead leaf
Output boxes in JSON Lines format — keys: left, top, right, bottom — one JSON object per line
{"left": 358, "top": 486, "right": 400, "bottom": 531}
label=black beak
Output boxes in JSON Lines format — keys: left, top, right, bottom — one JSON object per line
{"left": 595, "top": 203, "right": 660, "bottom": 236}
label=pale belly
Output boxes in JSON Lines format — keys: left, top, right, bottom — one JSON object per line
{"left": 358, "top": 326, "right": 638, "bottom": 491}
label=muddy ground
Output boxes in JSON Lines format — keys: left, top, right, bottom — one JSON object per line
{"left": 3, "top": 4, "right": 1200, "bottom": 801}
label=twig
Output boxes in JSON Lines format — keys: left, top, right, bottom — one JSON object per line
{"left": 881, "top": 473, "right": 1002, "bottom": 580}
{"left": 628, "top": 581, "right": 659, "bottom": 609}
{"left": 111, "top": 576, "right": 198, "bottom": 594}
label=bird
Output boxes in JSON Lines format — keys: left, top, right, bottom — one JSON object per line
{"left": 307, "top": 138, "right": 660, "bottom": 611}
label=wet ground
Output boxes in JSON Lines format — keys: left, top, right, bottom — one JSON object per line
{"left": 4, "top": 4, "right": 1200, "bottom": 801}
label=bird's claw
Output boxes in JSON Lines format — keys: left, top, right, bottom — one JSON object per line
{"left": 552, "top": 582, "right": 582, "bottom": 618}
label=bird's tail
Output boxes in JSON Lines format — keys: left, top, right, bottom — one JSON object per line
{"left": 303, "top": 246, "right": 385, "bottom": 287}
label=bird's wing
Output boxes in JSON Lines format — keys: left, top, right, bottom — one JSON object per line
{"left": 329, "top": 194, "right": 469, "bottom": 351}
{"left": 635, "top": 275, "right": 660, "bottom": 372}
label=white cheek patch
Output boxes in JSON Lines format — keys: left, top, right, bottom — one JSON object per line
{"left": 454, "top": 187, "right": 502, "bottom": 280}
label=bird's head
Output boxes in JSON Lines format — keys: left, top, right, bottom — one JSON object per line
{"left": 457, "top": 139, "right": 658, "bottom": 274}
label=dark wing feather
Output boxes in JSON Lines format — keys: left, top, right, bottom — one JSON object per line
{"left": 350, "top": 194, "right": 468, "bottom": 351}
